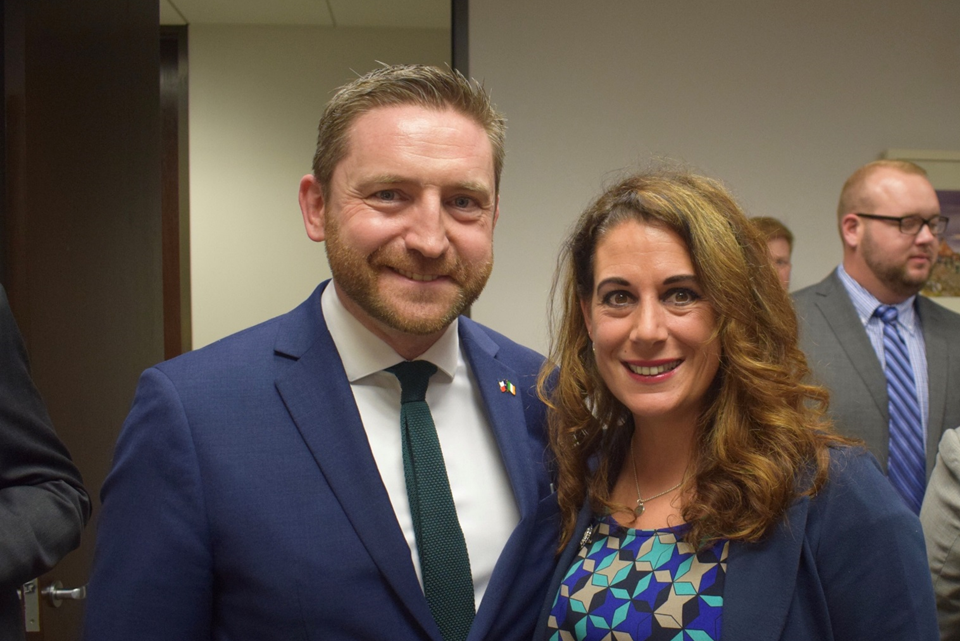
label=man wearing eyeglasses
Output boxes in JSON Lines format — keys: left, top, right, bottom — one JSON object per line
{"left": 794, "top": 159, "right": 960, "bottom": 514}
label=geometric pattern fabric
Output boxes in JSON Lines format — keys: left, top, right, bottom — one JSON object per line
{"left": 548, "top": 516, "right": 728, "bottom": 641}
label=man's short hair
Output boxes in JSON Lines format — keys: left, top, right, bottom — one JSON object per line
{"left": 750, "top": 216, "right": 794, "bottom": 252}
{"left": 311, "top": 64, "right": 506, "bottom": 195}
{"left": 837, "top": 159, "right": 929, "bottom": 220}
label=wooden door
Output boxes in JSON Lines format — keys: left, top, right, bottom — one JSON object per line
{"left": 2, "top": 0, "right": 164, "bottom": 637}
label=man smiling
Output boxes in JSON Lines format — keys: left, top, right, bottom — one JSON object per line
{"left": 84, "top": 66, "right": 558, "bottom": 641}
{"left": 301, "top": 103, "right": 497, "bottom": 355}
{"left": 793, "top": 159, "right": 960, "bottom": 513}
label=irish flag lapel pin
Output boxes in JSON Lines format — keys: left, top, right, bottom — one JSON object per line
{"left": 498, "top": 379, "right": 516, "bottom": 395}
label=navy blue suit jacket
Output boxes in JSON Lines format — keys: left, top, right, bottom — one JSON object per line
{"left": 534, "top": 447, "right": 938, "bottom": 640}
{"left": 84, "top": 282, "right": 560, "bottom": 641}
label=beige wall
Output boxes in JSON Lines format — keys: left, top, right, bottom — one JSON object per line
{"left": 468, "top": 1, "right": 960, "bottom": 353}
{"left": 189, "top": 24, "right": 448, "bottom": 348}
{"left": 189, "top": 5, "right": 960, "bottom": 354}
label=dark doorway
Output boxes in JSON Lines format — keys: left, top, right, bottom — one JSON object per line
{"left": 160, "top": 25, "right": 191, "bottom": 360}
{"left": 2, "top": 1, "right": 164, "bottom": 637}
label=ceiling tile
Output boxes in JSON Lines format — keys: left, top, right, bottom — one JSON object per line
{"left": 172, "top": 0, "right": 335, "bottom": 26}
{"left": 329, "top": 0, "right": 448, "bottom": 29}
{"left": 160, "top": 0, "right": 187, "bottom": 25}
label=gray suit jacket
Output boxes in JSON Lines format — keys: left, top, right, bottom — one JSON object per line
{"left": 921, "top": 427, "right": 960, "bottom": 640}
{"left": 793, "top": 270, "right": 960, "bottom": 476}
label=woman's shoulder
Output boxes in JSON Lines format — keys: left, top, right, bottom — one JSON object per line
{"left": 824, "top": 443, "right": 882, "bottom": 481}
{"left": 791, "top": 447, "right": 936, "bottom": 639}
{"left": 807, "top": 444, "right": 920, "bottom": 532}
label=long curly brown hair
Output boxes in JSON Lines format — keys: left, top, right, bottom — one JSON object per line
{"left": 539, "top": 168, "right": 850, "bottom": 550}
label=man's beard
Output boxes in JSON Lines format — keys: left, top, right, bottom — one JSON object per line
{"left": 324, "top": 221, "right": 493, "bottom": 335}
{"left": 861, "top": 230, "right": 933, "bottom": 299}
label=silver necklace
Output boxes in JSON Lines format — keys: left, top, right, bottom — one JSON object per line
{"left": 631, "top": 448, "right": 684, "bottom": 517}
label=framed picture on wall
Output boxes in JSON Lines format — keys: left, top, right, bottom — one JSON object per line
{"left": 884, "top": 149, "right": 960, "bottom": 314}
{"left": 925, "top": 188, "right": 960, "bottom": 297}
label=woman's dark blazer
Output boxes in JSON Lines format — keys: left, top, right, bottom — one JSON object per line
{"left": 534, "top": 447, "right": 938, "bottom": 640}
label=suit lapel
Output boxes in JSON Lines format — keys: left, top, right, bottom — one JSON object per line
{"left": 722, "top": 496, "right": 809, "bottom": 640}
{"left": 458, "top": 321, "right": 540, "bottom": 639}
{"left": 533, "top": 504, "right": 594, "bottom": 640}
{"left": 814, "top": 273, "right": 888, "bottom": 420}
{"left": 273, "top": 287, "right": 438, "bottom": 639}
{"left": 919, "top": 297, "right": 949, "bottom": 476}
{"left": 460, "top": 322, "right": 538, "bottom": 517}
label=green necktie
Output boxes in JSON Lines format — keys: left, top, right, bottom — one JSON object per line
{"left": 386, "top": 361, "right": 475, "bottom": 641}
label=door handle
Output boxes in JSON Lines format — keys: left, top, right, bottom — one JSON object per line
{"left": 19, "top": 580, "right": 40, "bottom": 632}
{"left": 41, "top": 581, "right": 87, "bottom": 607}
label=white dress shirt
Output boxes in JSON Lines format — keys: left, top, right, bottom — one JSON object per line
{"left": 320, "top": 282, "right": 520, "bottom": 608}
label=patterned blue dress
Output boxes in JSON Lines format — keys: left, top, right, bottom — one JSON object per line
{"left": 546, "top": 516, "right": 728, "bottom": 641}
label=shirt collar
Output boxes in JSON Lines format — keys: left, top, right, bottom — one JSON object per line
{"left": 320, "top": 281, "right": 460, "bottom": 383}
{"left": 836, "top": 264, "right": 919, "bottom": 336}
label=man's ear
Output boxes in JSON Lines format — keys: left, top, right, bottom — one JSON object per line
{"left": 299, "top": 174, "right": 326, "bottom": 242}
{"left": 839, "top": 212, "right": 862, "bottom": 250}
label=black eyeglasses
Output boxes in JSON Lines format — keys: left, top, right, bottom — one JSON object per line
{"left": 854, "top": 213, "right": 949, "bottom": 236}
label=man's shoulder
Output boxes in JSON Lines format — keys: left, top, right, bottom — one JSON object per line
{"left": 163, "top": 317, "right": 282, "bottom": 369}
{"left": 156, "top": 288, "right": 325, "bottom": 380}
{"left": 792, "top": 271, "right": 840, "bottom": 305}
{"left": 459, "top": 317, "right": 545, "bottom": 371}
{"left": 792, "top": 272, "right": 860, "bottom": 335}
{"left": 917, "top": 296, "right": 960, "bottom": 330}
{"left": 808, "top": 445, "right": 913, "bottom": 528}
{"left": 146, "top": 320, "right": 285, "bottom": 400}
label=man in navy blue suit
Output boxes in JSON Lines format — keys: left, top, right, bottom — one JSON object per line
{"left": 84, "top": 65, "right": 558, "bottom": 640}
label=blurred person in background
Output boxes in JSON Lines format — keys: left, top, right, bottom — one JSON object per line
{"left": 793, "top": 159, "right": 960, "bottom": 515}
{"left": 750, "top": 216, "right": 793, "bottom": 289}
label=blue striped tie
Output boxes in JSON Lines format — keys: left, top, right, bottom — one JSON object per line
{"left": 875, "top": 305, "right": 925, "bottom": 514}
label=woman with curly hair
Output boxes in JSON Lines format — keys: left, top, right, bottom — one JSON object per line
{"left": 534, "top": 169, "right": 936, "bottom": 640}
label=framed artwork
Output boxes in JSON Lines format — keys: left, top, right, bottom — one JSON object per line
{"left": 925, "top": 189, "right": 960, "bottom": 297}
{"left": 884, "top": 149, "right": 960, "bottom": 314}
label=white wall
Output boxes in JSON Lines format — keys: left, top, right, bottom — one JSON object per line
{"left": 468, "top": 1, "right": 960, "bottom": 354}
{"left": 189, "top": 24, "right": 448, "bottom": 348}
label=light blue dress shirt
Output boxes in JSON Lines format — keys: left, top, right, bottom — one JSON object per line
{"left": 836, "top": 264, "right": 929, "bottom": 446}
